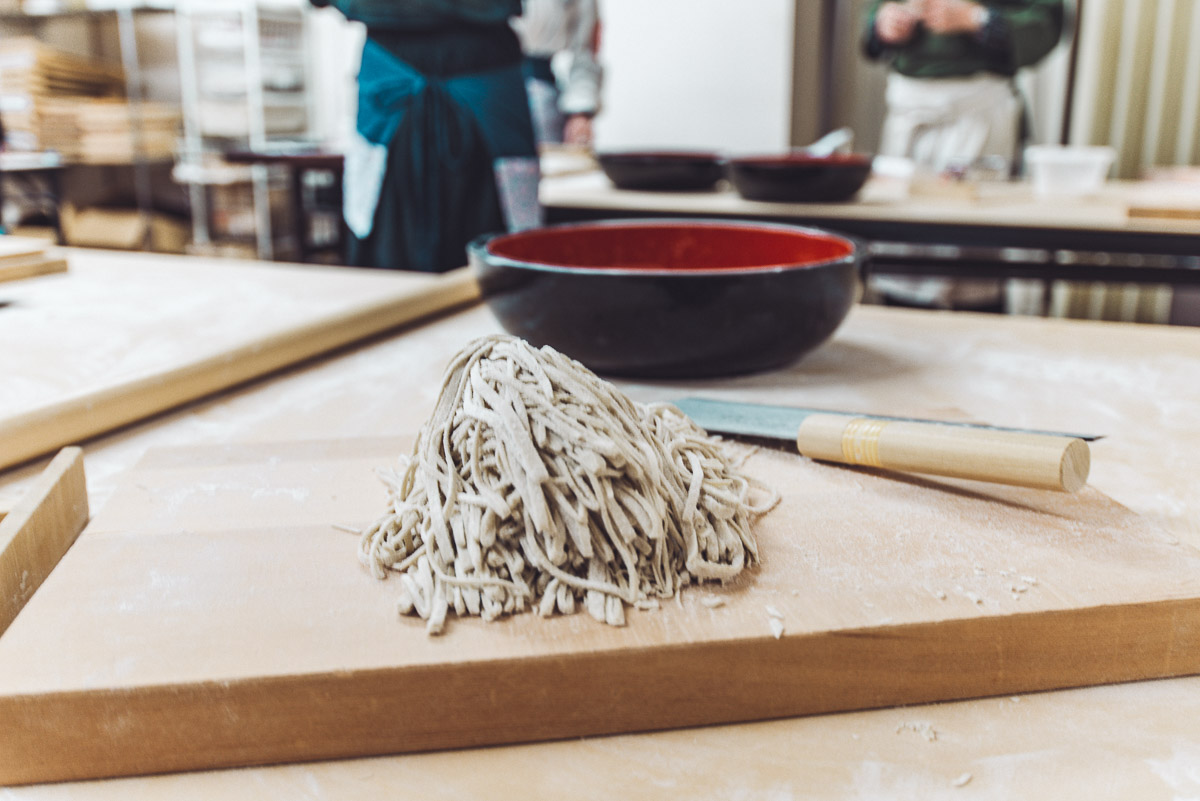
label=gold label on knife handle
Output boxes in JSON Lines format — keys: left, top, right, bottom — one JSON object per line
{"left": 840, "top": 418, "right": 888, "bottom": 468}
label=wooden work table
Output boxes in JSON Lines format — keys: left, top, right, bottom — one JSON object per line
{"left": 542, "top": 172, "right": 1200, "bottom": 284}
{"left": 3, "top": 249, "right": 1200, "bottom": 798}
{"left": 542, "top": 170, "right": 1200, "bottom": 235}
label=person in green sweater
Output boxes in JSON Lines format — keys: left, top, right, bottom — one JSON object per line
{"left": 864, "top": 0, "right": 1063, "bottom": 174}
{"left": 862, "top": 0, "right": 1063, "bottom": 310}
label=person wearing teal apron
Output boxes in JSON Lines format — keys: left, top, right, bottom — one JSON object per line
{"left": 313, "top": 0, "right": 538, "bottom": 272}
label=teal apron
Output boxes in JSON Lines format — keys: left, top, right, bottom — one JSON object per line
{"left": 345, "top": 37, "right": 537, "bottom": 272}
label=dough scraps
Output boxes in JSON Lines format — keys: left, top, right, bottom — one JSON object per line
{"left": 359, "top": 335, "right": 777, "bottom": 634}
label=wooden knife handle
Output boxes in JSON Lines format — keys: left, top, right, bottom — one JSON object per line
{"left": 795, "top": 414, "right": 1090, "bottom": 492}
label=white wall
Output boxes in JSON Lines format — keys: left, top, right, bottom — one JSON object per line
{"left": 591, "top": 0, "right": 795, "bottom": 154}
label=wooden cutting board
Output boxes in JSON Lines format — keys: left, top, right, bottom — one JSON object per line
{"left": 0, "top": 253, "right": 479, "bottom": 471}
{"left": 3, "top": 436, "right": 1200, "bottom": 785}
{"left": 1125, "top": 183, "right": 1200, "bottom": 220}
{"left": 0, "top": 236, "right": 52, "bottom": 262}
{"left": 0, "top": 252, "right": 67, "bottom": 284}
{"left": 0, "top": 236, "right": 66, "bottom": 284}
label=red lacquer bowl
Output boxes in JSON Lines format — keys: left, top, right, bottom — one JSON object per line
{"left": 597, "top": 150, "right": 726, "bottom": 192}
{"left": 728, "top": 153, "right": 873, "bottom": 203}
{"left": 468, "top": 219, "right": 860, "bottom": 377}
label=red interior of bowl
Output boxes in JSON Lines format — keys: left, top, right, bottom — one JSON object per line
{"left": 487, "top": 223, "right": 854, "bottom": 274}
{"left": 732, "top": 153, "right": 872, "bottom": 168}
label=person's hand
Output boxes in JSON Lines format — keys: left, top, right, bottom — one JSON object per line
{"left": 921, "top": 0, "right": 988, "bottom": 34}
{"left": 875, "top": 2, "right": 921, "bottom": 44}
{"left": 563, "top": 114, "right": 594, "bottom": 147}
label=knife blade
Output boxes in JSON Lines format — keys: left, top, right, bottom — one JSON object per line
{"left": 673, "top": 397, "right": 1093, "bottom": 493}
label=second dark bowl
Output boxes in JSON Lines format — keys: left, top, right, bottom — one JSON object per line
{"left": 597, "top": 150, "right": 726, "bottom": 192}
{"left": 469, "top": 219, "right": 860, "bottom": 378}
{"left": 728, "top": 153, "right": 873, "bottom": 203}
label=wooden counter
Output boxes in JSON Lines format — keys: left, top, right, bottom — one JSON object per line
{"left": 542, "top": 173, "right": 1200, "bottom": 283}
{"left": 3, "top": 249, "right": 1200, "bottom": 798}
{"left": 543, "top": 171, "right": 1200, "bottom": 234}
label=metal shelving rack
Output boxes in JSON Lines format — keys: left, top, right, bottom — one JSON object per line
{"left": 0, "top": 3, "right": 174, "bottom": 247}
{"left": 174, "top": 0, "right": 315, "bottom": 260}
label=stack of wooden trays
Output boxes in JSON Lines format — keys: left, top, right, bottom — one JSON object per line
{"left": 0, "top": 235, "right": 67, "bottom": 284}
{"left": 0, "top": 37, "right": 126, "bottom": 156}
{"left": 37, "top": 98, "right": 181, "bottom": 164}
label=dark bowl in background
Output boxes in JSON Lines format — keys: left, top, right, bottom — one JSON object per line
{"left": 596, "top": 151, "right": 726, "bottom": 192}
{"left": 469, "top": 219, "right": 860, "bottom": 378}
{"left": 728, "top": 153, "right": 873, "bottom": 203}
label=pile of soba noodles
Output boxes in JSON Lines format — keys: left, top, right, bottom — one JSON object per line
{"left": 358, "top": 335, "right": 776, "bottom": 634}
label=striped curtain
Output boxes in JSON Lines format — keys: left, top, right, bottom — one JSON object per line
{"left": 1043, "top": 0, "right": 1192, "bottom": 324}
{"left": 821, "top": 0, "right": 1188, "bottom": 323}
{"left": 1069, "top": 0, "right": 1200, "bottom": 176}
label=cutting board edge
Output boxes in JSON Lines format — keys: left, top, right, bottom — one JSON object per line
{"left": 4, "top": 595, "right": 1200, "bottom": 786}
{"left": 0, "top": 447, "right": 89, "bottom": 637}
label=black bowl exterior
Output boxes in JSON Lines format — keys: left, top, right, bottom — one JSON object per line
{"left": 469, "top": 224, "right": 860, "bottom": 378}
{"left": 597, "top": 152, "right": 726, "bottom": 192}
{"left": 729, "top": 159, "right": 872, "bottom": 203}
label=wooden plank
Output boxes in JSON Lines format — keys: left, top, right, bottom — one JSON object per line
{"left": 1125, "top": 179, "right": 1200, "bottom": 220}
{"left": 1128, "top": 203, "right": 1200, "bottom": 220}
{"left": 0, "top": 258, "right": 481, "bottom": 471}
{"left": 2, "top": 436, "right": 1198, "bottom": 784}
{"left": 0, "top": 447, "right": 88, "bottom": 638}
{"left": 0, "top": 255, "right": 67, "bottom": 284}
{"left": 0, "top": 235, "right": 50, "bottom": 261}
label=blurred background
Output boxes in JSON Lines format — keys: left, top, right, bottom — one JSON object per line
{"left": 0, "top": 0, "right": 1196, "bottom": 320}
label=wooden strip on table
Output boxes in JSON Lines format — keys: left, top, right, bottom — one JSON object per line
{"left": 0, "top": 255, "right": 68, "bottom": 284}
{"left": 1127, "top": 203, "right": 1200, "bottom": 221}
{"left": 0, "top": 447, "right": 88, "bottom": 637}
{"left": 0, "top": 267, "right": 480, "bottom": 472}
{"left": 0, "top": 235, "right": 51, "bottom": 261}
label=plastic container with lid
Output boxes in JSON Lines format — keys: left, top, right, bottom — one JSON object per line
{"left": 1025, "top": 145, "right": 1116, "bottom": 197}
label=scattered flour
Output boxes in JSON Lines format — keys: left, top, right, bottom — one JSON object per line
{"left": 896, "top": 721, "right": 939, "bottom": 741}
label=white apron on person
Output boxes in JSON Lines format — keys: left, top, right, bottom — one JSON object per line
{"left": 872, "top": 72, "right": 1021, "bottom": 310}
{"left": 881, "top": 72, "right": 1020, "bottom": 173}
